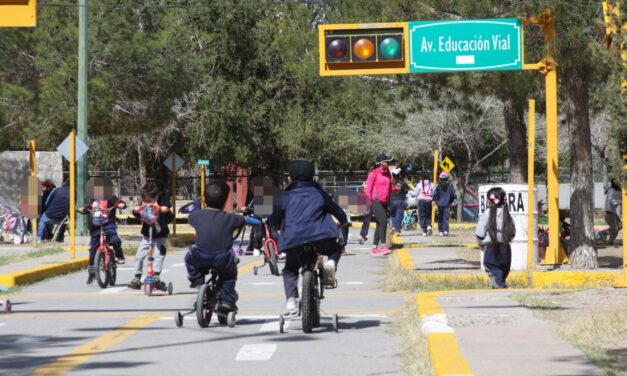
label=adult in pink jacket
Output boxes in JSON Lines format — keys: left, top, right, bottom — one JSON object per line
{"left": 365, "top": 154, "right": 395, "bottom": 255}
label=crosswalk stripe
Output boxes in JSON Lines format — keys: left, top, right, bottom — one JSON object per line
{"left": 99, "top": 287, "right": 128, "bottom": 294}
{"left": 235, "top": 344, "right": 277, "bottom": 361}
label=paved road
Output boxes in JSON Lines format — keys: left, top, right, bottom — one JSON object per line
{"left": 0, "top": 239, "right": 403, "bottom": 375}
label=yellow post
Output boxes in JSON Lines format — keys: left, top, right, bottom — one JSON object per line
{"left": 69, "top": 131, "right": 76, "bottom": 259}
{"left": 431, "top": 149, "right": 439, "bottom": 227}
{"left": 201, "top": 165, "right": 206, "bottom": 209}
{"left": 171, "top": 153, "right": 176, "bottom": 236}
{"left": 29, "top": 140, "right": 37, "bottom": 246}
{"left": 527, "top": 100, "right": 536, "bottom": 270}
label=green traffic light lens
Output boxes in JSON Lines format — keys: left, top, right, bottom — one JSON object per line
{"left": 379, "top": 37, "right": 401, "bottom": 60}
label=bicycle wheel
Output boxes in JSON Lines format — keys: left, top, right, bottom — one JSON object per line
{"left": 108, "top": 250, "right": 117, "bottom": 286}
{"left": 268, "top": 242, "right": 280, "bottom": 276}
{"left": 301, "top": 270, "right": 315, "bottom": 333}
{"left": 94, "top": 250, "right": 109, "bottom": 288}
{"left": 196, "top": 284, "right": 214, "bottom": 328}
{"left": 313, "top": 268, "right": 322, "bottom": 327}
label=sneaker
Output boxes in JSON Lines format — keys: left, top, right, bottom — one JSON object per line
{"left": 285, "top": 297, "right": 298, "bottom": 313}
{"left": 189, "top": 279, "right": 204, "bottom": 289}
{"left": 439, "top": 232, "right": 444, "bottom": 237}
{"left": 86, "top": 273, "right": 95, "bottom": 286}
{"left": 444, "top": 231, "right": 448, "bottom": 236}
{"left": 427, "top": 226, "right": 432, "bottom": 236}
{"left": 422, "top": 232, "right": 427, "bottom": 237}
{"left": 357, "top": 236, "right": 365, "bottom": 245}
{"left": 116, "top": 256, "right": 126, "bottom": 265}
{"left": 218, "top": 302, "right": 238, "bottom": 313}
{"left": 323, "top": 260, "right": 336, "bottom": 287}
{"left": 278, "top": 252, "right": 286, "bottom": 260}
{"left": 127, "top": 277, "right": 142, "bottom": 290}
{"left": 253, "top": 248, "right": 261, "bottom": 257}
{"left": 379, "top": 246, "right": 391, "bottom": 255}
{"left": 369, "top": 246, "right": 381, "bottom": 255}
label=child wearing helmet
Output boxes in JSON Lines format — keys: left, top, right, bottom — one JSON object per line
{"left": 268, "top": 159, "right": 349, "bottom": 314}
{"left": 432, "top": 171, "right": 457, "bottom": 236}
{"left": 476, "top": 187, "right": 516, "bottom": 288}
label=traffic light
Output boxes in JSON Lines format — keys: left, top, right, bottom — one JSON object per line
{"left": 319, "top": 22, "right": 409, "bottom": 76}
{"left": 0, "top": 0, "right": 37, "bottom": 28}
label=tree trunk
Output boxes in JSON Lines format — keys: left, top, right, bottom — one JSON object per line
{"left": 503, "top": 100, "right": 528, "bottom": 183}
{"left": 137, "top": 135, "right": 147, "bottom": 188}
{"left": 566, "top": 77, "right": 597, "bottom": 269}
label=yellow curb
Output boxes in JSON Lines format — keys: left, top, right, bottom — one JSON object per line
{"left": 398, "top": 243, "right": 479, "bottom": 249}
{"left": 0, "top": 257, "right": 89, "bottom": 288}
{"left": 397, "top": 249, "right": 619, "bottom": 289}
{"left": 415, "top": 291, "right": 473, "bottom": 375}
{"left": 350, "top": 221, "right": 377, "bottom": 229}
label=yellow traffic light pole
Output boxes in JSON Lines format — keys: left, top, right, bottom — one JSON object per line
{"left": 527, "top": 100, "right": 536, "bottom": 270}
{"left": 523, "top": 8, "right": 568, "bottom": 265}
{"left": 201, "top": 165, "right": 206, "bottom": 209}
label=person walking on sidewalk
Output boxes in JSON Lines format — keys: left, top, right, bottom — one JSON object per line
{"left": 416, "top": 174, "right": 434, "bottom": 236}
{"left": 432, "top": 171, "right": 456, "bottom": 236}
{"left": 476, "top": 187, "right": 516, "bottom": 289}
{"left": 604, "top": 178, "right": 623, "bottom": 246}
{"left": 365, "top": 154, "right": 395, "bottom": 255}
{"left": 389, "top": 167, "right": 409, "bottom": 235}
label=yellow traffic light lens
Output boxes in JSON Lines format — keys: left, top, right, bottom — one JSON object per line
{"left": 353, "top": 38, "right": 374, "bottom": 60}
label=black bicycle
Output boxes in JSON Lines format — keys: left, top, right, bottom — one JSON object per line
{"left": 174, "top": 268, "right": 236, "bottom": 328}
{"left": 279, "top": 243, "right": 338, "bottom": 334}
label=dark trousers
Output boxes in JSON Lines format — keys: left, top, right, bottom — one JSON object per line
{"left": 389, "top": 199, "right": 405, "bottom": 233}
{"left": 185, "top": 246, "right": 239, "bottom": 305}
{"left": 283, "top": 238, "right": 340, "bottom": 299}
{"left": 436, "top": 206, "right": 450, "bottom": 233}
{"left": 483, "top": 243, "right": 511, "bottom": 288}
{"left": 360, "top": 214, "right": 370, "bottom": 238}
{"left": 371, "top": 201, "right": 389, "bottom": 245}
{"left": 418, "top": 200, "right": 432, "bottom": 232}
{"left": 89, "top": 223, "right": 122, "bottom": 267}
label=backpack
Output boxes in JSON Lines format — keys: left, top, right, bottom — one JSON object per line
{"left": 91, "top": 200, "right": 110, "bottom": 226}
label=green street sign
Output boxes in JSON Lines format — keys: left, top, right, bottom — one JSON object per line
{"left": 197, "top": 159, "right": 210, "bottom": 166}
{"left": 409, "top": 18, "right": 522, "bottom": 73}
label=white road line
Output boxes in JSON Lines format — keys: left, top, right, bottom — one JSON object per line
{"left": 116, "top": 267, "right": 135, "bottom": 271}
{"left": 235, "top": 344, "right": 277, "bottom": 361}
{"left": 0, "top": 323, "right": 6, "bottom": 328}
{"left": 245, "top": 282, "right": 279, "bottom": 286}
{"left": 421, "top": 314, "right": 454, "bottom": 334}
{"left": 343, "top": 281, "right": 366, "bottom": 285}
{"left": 259, "top": 319, "right": 290, "bottom": 332}
{"left": 170, "top": 263, "right": 185, "bottom": 268}
{"left": 99, "top": 286, "right": 128, "bottom": 294}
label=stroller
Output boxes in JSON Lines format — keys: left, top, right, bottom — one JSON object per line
{"left": 0, "top": 205, "right": 29, "bottom": 244}
{"left": 401, "top": 209, "right": 418, "bottom": 231}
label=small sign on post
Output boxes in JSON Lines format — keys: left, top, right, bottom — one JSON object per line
{"left": 197, "top": 159, "right": 210, "bottom": 167}
{"left": 439, "top": 156, "right": 455, "bottom": 173}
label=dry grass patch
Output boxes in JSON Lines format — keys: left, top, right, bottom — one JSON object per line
{"left": 389, "top": 298, "right": 434, "bottom": 376}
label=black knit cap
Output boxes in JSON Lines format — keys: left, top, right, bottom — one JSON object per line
{"left": 289, "top": 158, "right": 315, "bottom": 181}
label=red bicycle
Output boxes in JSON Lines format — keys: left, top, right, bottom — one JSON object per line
{"left": 80, "top": 203, "right": 117, "bottom": 288}
{"left": 253, "top": 218, "right": 281, "bottom": 276}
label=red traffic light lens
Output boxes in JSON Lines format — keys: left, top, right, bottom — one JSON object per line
{"left": 353, "top": 38, "right": 375, "bottom": 60}
{"left": 327, "top": 39, "right": 348, "bottom": 60}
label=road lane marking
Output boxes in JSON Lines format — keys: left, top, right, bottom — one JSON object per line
{"left": 30, "top": 314, "right": 160, "bottom": 376}
{"left": 235, "top": 344, "right": 277, "bottom": 361}
{"left": 245, "top": 282, "right": 279, "bottom": 286}
{"left": 99, "top": 287, "right": 128, "bottom": 294}
{"left": 116, "top": 267, "right": 135, "bottom": 271}
{"left": 239, "top": 259, "right": 264, "bottom": 276}
{"left": 170, "top": 263, "right": 185, "bottom": 268}
{"left": 0, "top": 323, "right": 5, "bottom": 327}
{"left": 344, "top": 281, "right": 367, "bottom": 285}
{"left": 421, "top": 314, "right": 454, "bottom": 334}
{"left": 259, "top": 319, "right": 290, "bottom": 332}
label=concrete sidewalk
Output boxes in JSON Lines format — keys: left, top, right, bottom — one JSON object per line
{"left": 417, "top": 290, "right": 606, "bottom": 376}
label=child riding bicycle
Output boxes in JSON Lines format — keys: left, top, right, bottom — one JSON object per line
{"left": 79, "top": 177, "right": 127, "bottom": 285}
{"left": 127, "top": 182, "right": 173, "bottom": 290}
{"left": 268, "top": 159, "right": 349, "bottom": 314}
{"left": 185, "top": 180, "right": 261, "bottom": 312}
